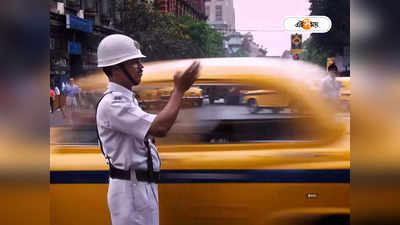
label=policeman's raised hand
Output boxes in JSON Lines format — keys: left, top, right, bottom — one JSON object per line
{"left": 174, "top": 61, "right": 200, "bottom": 93}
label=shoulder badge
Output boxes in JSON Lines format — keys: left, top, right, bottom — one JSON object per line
{"left": 111, "top": 92, "right": 123, "bottom": 101}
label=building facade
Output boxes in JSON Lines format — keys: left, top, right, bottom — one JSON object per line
{"left": 281, "top": 50, "right": 292, "bottom": 59}
{"left": 224, "top": 32, "right": 267, "bottom": 57}
{"left": 204, "top": 0, "right": 235, "bottom": 36}
{"left": 49, "top": 0, "right": 127, "bottom": 87}
{"left": 155, "top": 0, "right": 207, "bottom": 21}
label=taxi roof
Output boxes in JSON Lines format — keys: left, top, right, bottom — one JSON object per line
{"left": 76, "top": 58, "right": 343, "bottom": 134}
{"left": 141, "top": 57, "right": 326, "bottom": 87}
{"left": 77, "top": 57, "right": 326, "bottom": 91}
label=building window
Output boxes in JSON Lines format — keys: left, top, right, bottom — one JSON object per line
{"left": 215, "top": 5, "right": 222, "bottom": 21}
{"left": 67, "top": 0, "right": 81, "bottom": 7}
{"left": 205, "top": 6, "right": 209, "bottom": 17}
{"left": 50, "top": 38, "right": 55, "bottom": 50}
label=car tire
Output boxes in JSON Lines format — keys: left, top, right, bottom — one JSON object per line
{"left": 247, "top": 99, "right": 259, "bottom": 114}
{"left": 209, "top": 97, "right": 215, "bottom": 104}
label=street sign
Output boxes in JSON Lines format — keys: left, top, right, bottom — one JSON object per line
{"left": 68, "top": 41, "right": 82, "bottom": 55}
{"left": 66, "top": 14, "right": 93, "bottom": 33}
{"left": 327, "top": 57, "right": 335, "bottom": 70}
{"left": 290, "top": 34, "right": 302, "bottom": 55}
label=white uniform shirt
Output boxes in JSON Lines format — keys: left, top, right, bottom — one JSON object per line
{"left": 321, "top": 75, "right": 342, "bottom": 99}
{"left": 96, "top": 82, "right": 160, "bottom": 172}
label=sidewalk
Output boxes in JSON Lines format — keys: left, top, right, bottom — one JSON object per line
{"left": 50, "top": 108, "right": 96, "bottom": 127}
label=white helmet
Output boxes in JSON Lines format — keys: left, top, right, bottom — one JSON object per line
{"left": 97, "top": 34, "right": 146, "bottom": 68}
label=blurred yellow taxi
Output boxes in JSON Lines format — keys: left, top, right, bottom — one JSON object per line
{"left": 158, "top": 86, "right": 203, "bottom": 106}
{"left": 135, "top": 88, "right": 161, "bottom": 109}
{"left": 336, "top": 77, "right": 351, "bottom": 111}
{"left": 337, "top": 77, "right": 351, "bottom": 101}
{"left": 242, "top": 89, "right": 290, "bottom": 114}
{"left": 137, "top": 86, "right": 203, "bottom": 109}
{"left": 51, "top": 58, "right": 349, "bottom": 225}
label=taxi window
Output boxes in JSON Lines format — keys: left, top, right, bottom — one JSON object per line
{"left": 50, "top": 83, "right": 325, "bottom": 145}
{"left": 137, "top": 83, "right": 326, "bottom": 145}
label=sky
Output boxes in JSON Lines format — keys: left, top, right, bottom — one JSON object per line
{"left": 233, "top": 0, "right": 311, "bottom": 56}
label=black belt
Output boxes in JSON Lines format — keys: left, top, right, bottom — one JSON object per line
{"left": 109, "top": 165, "right": 160, "bottom": 183}
{"left": 136, "top": 170, "right": 160, "bottom": 183}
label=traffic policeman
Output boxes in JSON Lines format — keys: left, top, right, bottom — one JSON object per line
{"left": 96, "top": 34, "right": 200, "bottom": 225}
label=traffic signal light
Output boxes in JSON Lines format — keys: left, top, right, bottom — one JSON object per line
{"left": 290, "top": 34, "right": 302, "bottom": 55}
{"left": 293, "top": 54, "right": 299, "bottom": 60}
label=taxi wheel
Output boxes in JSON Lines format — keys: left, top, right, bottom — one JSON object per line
{"left": 248, "top": 99, "right": 259, "bottom": 114}
{"left": 209, "top": 97, "right": 215, "bottom": 104}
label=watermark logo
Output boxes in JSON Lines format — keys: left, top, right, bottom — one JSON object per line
{"left": 284, "top": 16, "right": 332, "bottom": 33}
{"left": 295, "top": 18, "right": 319, "bottom": 30}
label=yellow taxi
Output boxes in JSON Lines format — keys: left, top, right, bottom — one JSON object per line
{"left": 158, "top": 86, "right": 203, "bottom": 106}
{"left": 51, "top": 58, "right": 349, "bottom": 225}
{"left": 336, "top": 77, "right": 351, "bottom": 111}
{"left": 242, "top": 89, "right": 291, "bottom": 114}
{"left": 137, "top": 86, "right": 203, "bottom": 109}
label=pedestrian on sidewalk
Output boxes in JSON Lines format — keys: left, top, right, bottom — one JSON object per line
{"left": 62, "top": 77, "right": 81, "bottom": 122}
{"left": 54, "top": 85, "right": 66, "bottom": 118}
{"left": 50, "top": 87, "right": 55, "bottom": 113}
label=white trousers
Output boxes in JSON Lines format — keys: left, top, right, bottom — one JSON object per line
{"left": 107, "top": 172, "right": 159, "bottom": 225}
{"left": 66, "top": 96, "right": 78, "bottom": 107}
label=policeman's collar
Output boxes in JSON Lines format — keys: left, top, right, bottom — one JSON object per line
{"left": 107, "top": 82, "right": 135, "bottom": 98}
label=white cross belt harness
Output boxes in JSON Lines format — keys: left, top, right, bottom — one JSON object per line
{"left": 95, "top": 92, "right": 160, "bottom": 183}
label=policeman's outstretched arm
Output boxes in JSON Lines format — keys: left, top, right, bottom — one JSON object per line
{"left": 148, "top": 61, "right": 200, "bottom": 137}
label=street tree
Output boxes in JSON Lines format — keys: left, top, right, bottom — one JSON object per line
{"left": 120, "top": 1, "right": 224, "bottom": 61}
{"left": 300, "top": 38, "right": 330, "bottom": 66}
{"left": 301, "top": 0, "right": 349, "bottom": 67}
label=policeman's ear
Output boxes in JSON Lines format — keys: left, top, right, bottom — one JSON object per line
{"left": 103, "top": 66, "right": 115, "bottom": 79}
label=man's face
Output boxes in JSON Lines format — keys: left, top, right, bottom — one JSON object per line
{"left": 69, "top": 78, "right": 75, "bottom": 85}
{"left": 122, "top": 59, "right": 144, "bottom": 86}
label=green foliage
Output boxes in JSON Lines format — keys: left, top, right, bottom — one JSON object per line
{"left": 120, "top": 1, "right": 224, "bottom": 61}
{"left": 300, "top": 38, "right": 331, "bottom": 67}
{"left": 309, "top": 0, "right": 349, "bottom": 54}
{"left": 302, "top": 0, "right": 349, "bottom": 66}
{"left": 178, "top": 15, "right": 224, "bottom": 58}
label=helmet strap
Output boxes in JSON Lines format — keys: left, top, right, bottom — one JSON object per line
{"left": 119, "top": 64, "right": 137, "bottom": 85}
